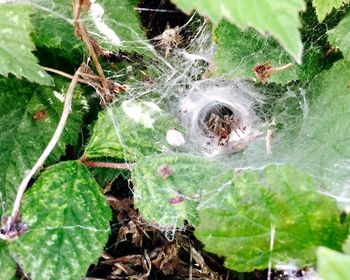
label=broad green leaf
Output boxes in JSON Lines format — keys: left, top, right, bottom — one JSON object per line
{"left": 0, "top": 241, "right": 16, "bottom": 280}
{"left": 9, "top": 161, "right": 112, "bottom": 280}
{"left": 171, "top": 0, "right": 305, "bottom": 62}
{"left": 317, "top": 247, "right": 350, "bottom": 280}
{"left": 196, "top": 165, "right": 348, "bottom": 272}
{"left": 328, "top": 12, "right": 350, "bottom": 60}
{"left": 31, "top": 4, "right": 85, "bottom": 62}
{"left": 133, "top": 153, "right": 234, "bottom": 227}
{"left": 85, "top": 100, "right": 182, "bottom": 161}
{"left": 313, "top": 0, "right": 350, "bottom": 21}
{"left": 90, "top": 167, "right": 127, "bottom": 187}
{"left": 211, "top": 21, "right": 321, "bottom": 84}
{"left": 0, "top": 77, "right": 85, "bottom": 216}
{"left": 0, "top": 4, "right": 52, "bottom": 85}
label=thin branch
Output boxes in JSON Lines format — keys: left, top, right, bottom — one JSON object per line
{"left": 42, "top": 66, "right": 90, "bottom": 85}
{"left": 11, "top": 67, "right": 81, "bottom": 219}
{"left": 73, "top": 0, "right": 108, "bottom": 92}
{"left": 81, "top": 160, "right": 135, "bottom": 170}
{"left": 268, "top": 63, "right": 293, "bottom": 74}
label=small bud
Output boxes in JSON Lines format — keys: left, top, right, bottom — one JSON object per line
{"left": 166, "top": 129, "right": 185, "bottom": 147}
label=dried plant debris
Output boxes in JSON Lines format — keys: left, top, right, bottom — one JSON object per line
{"left": 86, "top": 185, "right": 234, "bottom": 280}
{"left": 252, "top": 62, "right": 292, "bottom": 84}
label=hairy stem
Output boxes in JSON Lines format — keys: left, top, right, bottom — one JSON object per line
{"left": 10, "top": 68, "right": 81, "bottom": 219}
{"left": 80, "top": 159, "right": 135, "bottom": 170}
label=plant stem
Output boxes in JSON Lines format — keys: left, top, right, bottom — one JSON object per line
{"left": 72, "top": 1, "right": 109, "bottom": 93}
{"left": 10, "top": 68, "right": 81, "bottom": 219}
{"left": 269, "top": 63, "right": 293, "bottom": 74}
{"left": 81, "top": 160, "right": 135, "bottom": 170}
{"left": 42, "top": 66, "right": 89, "bottom": 85}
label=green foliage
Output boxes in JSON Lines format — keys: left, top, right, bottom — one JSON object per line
{"left": 0, "top": 4, "right": 52, "bottom": 85}
{"left": 0, "top": 77, "right": 85, "bottom": 216}
{"left": 195, "top": 165, "right": 348, "bottom": 272}
{"left": 0, "top": 241, "right": 16, "bottom": 280}
{"left": 328, "top": 12, "right": 350, "bottom": 60}
{"left": 9, "top": 161, "right": 112, "bottom": 280}
{"left": 317, "top": 247, "right": 350, "bottom": 280}
{"left": 1, "top": 0, "right": 350, "bottom": 278}
{"left": 31, "top": 6, "right": 85, "bottom": 63}
{"left": 85, "top": 100, "right": 182, "bottom": 161}
{"left": 171, "top": 0, "right": 305, "bottom": 62}
{"left": 211, "top": 21, "right": 321, "bottom": 84}
{"left": 133, "top": 153, "right": 234, "bottom": 227}
{"left": 313, "top": 0, "right": 350, "bottom": 21}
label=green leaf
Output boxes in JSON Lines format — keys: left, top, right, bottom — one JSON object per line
{"left": 0, "top": 4, "right": 52, "bottom": 85}
{"left": 317, "top": 247, "right": 350, "bottom": 280}
{"left": 90, "top": 167, "right": 127, "bottom": 187}
{"left": 85, "top": 100, "right": 182, "bottom": 161}
{"left": 31, "top": 5, "right": 85, "bottom": 62}
{"left": 196, "top": 165, "right": 348, "bottom": 272}
{"left": 171, "top": 0, "right": 305, "bottom": 62}
{"left": 0, "top": 241, "right": 16, "bottom": 280}
{"left": 313, "top": 0, "right": 350, "bottom": 21}
{"left": 328, "top": 12, "right": 350, "bottom": 60}
{"left": 9, "top": 161, "right": 112, "bottom": 280}
{"left": 0, "top": 77, "right": 85, "bottom": 216}
{"left": 133, "top": 153, "right": 234, "bottom": 227}
{"left": 211, "top": 21, "right": 321, "bottom": 84}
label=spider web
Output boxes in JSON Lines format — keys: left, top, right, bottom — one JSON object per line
{"left": 96, "top": 6, "right": 350, "bottom": 250}
{"left": 2, "top": 1, "right": 350, "bottom": 277}
{"left": 16, "top": 0, "right": 350, "bottom": 230}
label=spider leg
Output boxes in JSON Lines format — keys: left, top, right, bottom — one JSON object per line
{"left": 206, "top": 113, "right": 216, "bottom": 128}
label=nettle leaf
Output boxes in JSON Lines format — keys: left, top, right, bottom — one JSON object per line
{"left": 196, "top": 165, "right": 348, "bottom": 272}
{"left": 0, "top": 3, "right": 52, "bottom": 85}
{"left": 0, "top": 77, "right": 85, "bottom": 216}
{"left": 86, "top": 0, "right": 150, "bottom": 55}
{"left": 313, "top": 0, "right": 350, "bottom": 21}
{"left": 9, "top": 161, "right": 112, "bottom": 280}
{"left": 328, "top": 12, "right": 350, "bottom": 60}
{"left": 0, "top": 241, "right": 16, "bottom": 280}
{"left": 133, "top": 153, "right": 234, "bottom": 227}
{"left": 317, "top": 247, "right": 350, "bottom": 280}
{"left": 85, "top": 100, "right": 182, "bottom": 161}
{"left": 211, "top": 21, "right": 320, "bottom": 84}
{"left": 171, "top": 0, "right": 305, "bottom": 62}
{"left": 31, "top": 4, "right": 85, "bottom": 62}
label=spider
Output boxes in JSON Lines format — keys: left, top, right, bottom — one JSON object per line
{"left": 205, "top": 113, "right": 245, "bottom": 145}
{"left": 153, "top": 24, "right": 183, "bottom": 57}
